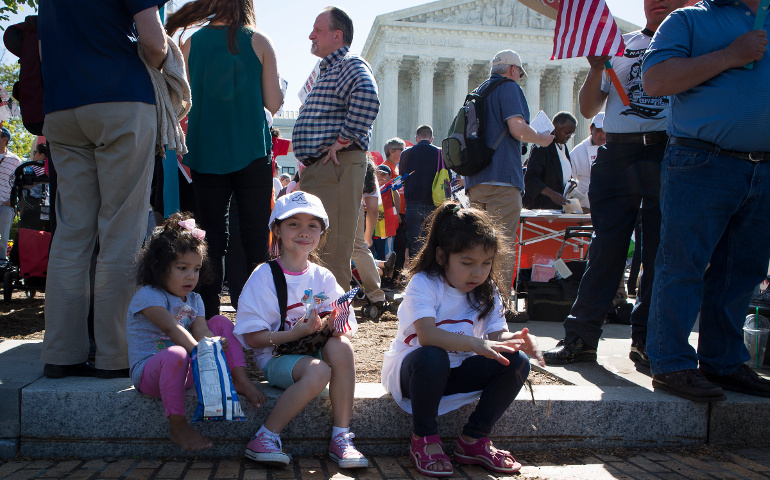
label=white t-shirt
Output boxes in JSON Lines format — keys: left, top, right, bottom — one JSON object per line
{"left": 570, "top": 136, "right": 600, "bottom": 208}
{"left": 273, "top": 177, "right": 282, "bottom": 199}
{"left": 381, "top": 272, "right": 508, "bottom": 415}
{"left": 234, "top": 261, "right": 357, "bottom": 370}
{"left": 601, "top": 30, "right": 670, "bottom": 134}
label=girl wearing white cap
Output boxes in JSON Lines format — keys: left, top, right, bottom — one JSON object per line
{"left": 233, "top": 191, "right": 368, "bottom": 470}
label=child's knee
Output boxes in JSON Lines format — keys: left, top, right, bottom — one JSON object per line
{"left": 414, "top": 346, "right": 451, "bottom": 370}
{"left": 303, "top": 360, "right": 332, "bottom": 388}
{"left": 207, "top": 315, "right": 233, "bottom": 336}
{"left": 502, "top": 351, "right": 531, "bottom": 379}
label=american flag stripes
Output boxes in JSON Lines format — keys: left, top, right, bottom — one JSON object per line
{"left": 331, "top": 287, "right": 359, "bottom": 334}
{"left": 551, "top": 0, "right": 625, "bottom": 60}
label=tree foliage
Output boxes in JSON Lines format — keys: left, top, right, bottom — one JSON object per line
{"left": 0, "top": 61, "right": 35, "bottom": 159}
{"left": 0, "top": 0, "right": 37, "bottom": 25}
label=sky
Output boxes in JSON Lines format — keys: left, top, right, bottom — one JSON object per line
{"left": 0, "top": 0, "right": 645, "bottom": 112}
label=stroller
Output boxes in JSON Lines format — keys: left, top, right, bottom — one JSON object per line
{"left": 3, "top": 159, "right": 51, "bottom": 302}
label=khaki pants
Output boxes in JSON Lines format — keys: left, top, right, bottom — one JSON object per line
{"left": 352, "top": 204, "right": 385, "bottom": 303}
{"left": 301, "top": 150, "right": 366, "bottom": 289}
{"left": 41, "top": 102, "right": 156, "bottom": 369}
{"left": 467, "top": 184, "right": 522, "bottom": 295}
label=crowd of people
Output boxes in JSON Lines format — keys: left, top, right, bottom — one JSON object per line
{"left": 21, "top": 0, "right": 770, "bottom": 475}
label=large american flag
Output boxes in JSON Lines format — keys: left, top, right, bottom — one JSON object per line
{"left": 331, "top": 287, "right": 359, "bottom": 333}
{"left": 551, "top": 0, "right": 625, "bottom": 60}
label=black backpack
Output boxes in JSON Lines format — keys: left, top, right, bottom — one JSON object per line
{"left": 441, "top": 77, "right": 513, "bottom": 176}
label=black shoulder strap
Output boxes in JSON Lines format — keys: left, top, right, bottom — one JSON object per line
{"left": 267, "top": 260, "right": 288, "bottom": 332}
{"left": 474, "top": 76, "right": 514, "bottom": 99}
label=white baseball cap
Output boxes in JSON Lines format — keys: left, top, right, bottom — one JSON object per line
{"left": 491, "top": 50, "right": 527, "bottom": 78}
{"left": 269, "top": 191, "right": 329, "bottom": 230}
{"left": 591, "top": 112, "right": 605, "bottom": 129}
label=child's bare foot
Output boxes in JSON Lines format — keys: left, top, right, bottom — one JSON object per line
{"left": 168, "top": 415, "right": 212, "bottom": 451}
{"left": 232, "top": 366, "right": 267, "bottom": 408}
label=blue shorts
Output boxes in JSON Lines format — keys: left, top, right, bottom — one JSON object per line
{"left": 263, "top": 350, "right": 324, "bottom": 390}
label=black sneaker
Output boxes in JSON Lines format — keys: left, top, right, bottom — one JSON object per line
{"left": 543, "top": 332, "right": 597, "bottom": 365}
{"left": 629, "top": 340, "right": 650, "bottom": 367}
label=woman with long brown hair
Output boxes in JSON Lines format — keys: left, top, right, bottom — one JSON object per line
{"left": 166, "top": 0, "right": 283, "bottom": 318}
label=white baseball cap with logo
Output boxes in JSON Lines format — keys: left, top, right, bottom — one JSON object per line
{"left": 269, "top": 191, "right": 329, "bottom": 230}
{"left": 492, "top": 50, "right": 527, "bottom": 78}
{"left": 591, "top": 112, "right": 605, "bottom": 129}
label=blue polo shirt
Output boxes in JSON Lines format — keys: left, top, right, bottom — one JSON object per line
{"left": 465, "top": 74, "right": 529, "bottom": 191}
{"left": 38, "top": 0, "right": 167, "bottom": 114}
{"left": 642, "top": 0, "right": 770, "bottom": 151}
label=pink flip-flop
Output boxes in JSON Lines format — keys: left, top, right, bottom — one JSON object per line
{"left": 454, "top": 436, "right": 521, "bottom": 474}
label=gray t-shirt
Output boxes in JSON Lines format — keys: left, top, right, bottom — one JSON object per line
{"left": 600, "top": 30, "right": 669, "bottom": 134}
{"left": 126, "top": 285, "right": 205, "bottom": 388}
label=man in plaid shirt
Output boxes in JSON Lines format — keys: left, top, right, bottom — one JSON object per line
{"left": 293, "top": 6, "right": 380, "bottom": 289}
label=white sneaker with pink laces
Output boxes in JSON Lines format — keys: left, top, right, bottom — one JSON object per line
{"left": 245, "top": 431, "right": 291, "bottom": 467}
{"left": 328, "top": 432, "right": 369, "bottom": 468}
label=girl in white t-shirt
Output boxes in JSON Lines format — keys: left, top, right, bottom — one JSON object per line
{"left": 381, "top": 202, "right": 545, "bottom": 477}
{"left": 234, "top": 191, "right": 368, "bottom": 470}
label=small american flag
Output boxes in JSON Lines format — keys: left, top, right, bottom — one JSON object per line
{"left": 331, "top": 287, "right": 359, "bottom": 333}
{"left": 31, "top": 165, "right": 46, "bottom": 176}
{"left": 551, "top": 0, "right": 625, "bottom": 60}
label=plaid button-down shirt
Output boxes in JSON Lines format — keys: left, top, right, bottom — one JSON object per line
{"left": 292, "top": 47, "right": 380, "bottom": 164}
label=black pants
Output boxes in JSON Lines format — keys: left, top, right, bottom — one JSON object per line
{"left": 191, "top": 158, "right": 273, "bottom": 319}
{"left": 564, "top": 141, "right": 665, "bottom": 347}
{"left": 399, "top": 346, "right": 530, "bottom": 438}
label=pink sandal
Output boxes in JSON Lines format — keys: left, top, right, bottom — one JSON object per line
{"left": 410, "top": 434, "right": 453, "bottom": 478}
{"left": 454, "top": 436, "right": 521, "bottom": 474}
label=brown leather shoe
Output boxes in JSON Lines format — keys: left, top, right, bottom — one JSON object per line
{"left": 652, "top": 369, "right": 726, "bottom": 402}
{"left": 700, "top": 365, "right": 770, "bottom": 398}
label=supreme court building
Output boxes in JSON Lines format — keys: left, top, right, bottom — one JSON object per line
{"left": 361, "top": 0, "right": 639, "bottom": 151}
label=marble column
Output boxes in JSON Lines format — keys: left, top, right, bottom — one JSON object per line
{"left": 558, "top": 66, "right": 580, "bottom": 114}
{"left": 544, "top": 73, "right": 559, "bottom": 118}
{"left": 450, "top": 58, "right": 474, "bottom": 113}
{"left": 376, "top": 54, "right": 402, "bottom": 150}
{"left": 558, "top": 66, "right": 580, "bottom": 148}
{"left": 416, "top": 56, "right": 438, "bottom": 129}
{"left": 524, "top": 63, "right": 546, "bottom": 115}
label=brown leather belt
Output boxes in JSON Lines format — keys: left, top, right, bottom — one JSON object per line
{"left": 300, "top": 144, "right": 363, "bottom": 167}
{"left": 669, "top": 137, "right": 770, "bottom": 163}
{"left": 606, "top": 131, "right": 668, "bottom": 146}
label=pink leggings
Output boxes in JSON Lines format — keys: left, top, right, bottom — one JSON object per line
{"left": 137, "top": 315, "right": 246, "bottom": 417}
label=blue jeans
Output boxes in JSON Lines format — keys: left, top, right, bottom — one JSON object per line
{"left": 564, "top": 141, "right": 665, "bottom": 347}
{"left": 371, "top": 236, "right": 394, "bottom": 260}
{"left": 405, "top": 203, "right": 435, "bottom": 256}
{"left": 400, "top": 346, "right": 529, "bottom": 438}
{"left": 647, "top": 145, "right": 770, "bottom": 375}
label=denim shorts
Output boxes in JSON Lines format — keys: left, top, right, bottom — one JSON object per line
{"left": 263, "top": 350, "right": 324, "bottom": 390}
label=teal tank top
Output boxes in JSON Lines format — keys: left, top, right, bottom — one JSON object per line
{"left": 183, "top": 26, "right": 271, "bottom": 174}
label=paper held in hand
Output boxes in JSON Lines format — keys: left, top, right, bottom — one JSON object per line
{"left": 531, "top": 110, "right": 554, "bottom": 134}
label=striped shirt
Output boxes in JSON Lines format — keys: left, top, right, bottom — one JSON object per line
{"left": 0, "top": 151, "right": 21, "bottom": 204}
{"left": 292, "top": 47, "right": 379, "bottom": 164}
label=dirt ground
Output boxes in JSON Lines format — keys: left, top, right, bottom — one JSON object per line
{"left": 0, "top": 291, "right": 564, "bottom": 385}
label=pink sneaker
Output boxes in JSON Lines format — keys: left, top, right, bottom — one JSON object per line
{"left": 328, "top": 432, "right": 369, "bottom": 469}
{"left": 245, "top": 431, "right": 291, "bottom": 467}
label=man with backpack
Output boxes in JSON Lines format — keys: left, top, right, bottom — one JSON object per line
{"left": 464, "top": 50, "right": 553, "bottom": 297}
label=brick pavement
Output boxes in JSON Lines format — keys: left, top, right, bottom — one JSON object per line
{"left": 1, "top": 448, "right": 769, "bottom": 480}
